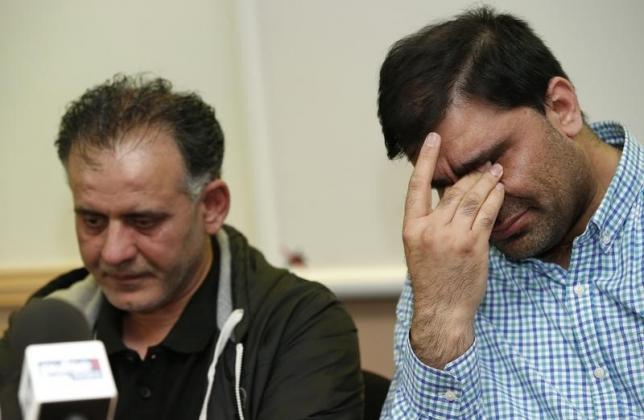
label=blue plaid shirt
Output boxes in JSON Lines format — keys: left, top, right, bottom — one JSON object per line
{"left": 382, "top": 121, "right": 644, "bottom": 419}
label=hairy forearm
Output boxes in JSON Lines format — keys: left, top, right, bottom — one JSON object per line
{"left": 410, "top": 302, "right": 475, "bottom": 369}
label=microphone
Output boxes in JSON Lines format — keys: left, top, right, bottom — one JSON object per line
{"left": 8, "top": 298, "right": 92, "bottom": 358}
{"left": 7, "top": 298, "right": 117, "bottom": 420}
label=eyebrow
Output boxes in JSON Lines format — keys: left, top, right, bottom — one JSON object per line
{"left": 74, "top": 207, "right": 103, "bottom": 216}
{"left": 74, "top": 207, "right": 168, "bottom": 219}
{"left": 431, "top": 141, "right": 504, "bottom": 189}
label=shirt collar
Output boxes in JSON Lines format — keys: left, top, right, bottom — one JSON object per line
{"left": 95, "top": 298, "right": 126, "bottom": 355}
{"left": 587, "top": 121, "right": 644, "bottom": 250}
{"left": 489, "top": 121, "right": 642, "bottom": 279}
{"left": 162, "top": 243, "right": 220, "bottom": 353}
{"left": 96, "top": 239, "right": 221, "bottom": 355}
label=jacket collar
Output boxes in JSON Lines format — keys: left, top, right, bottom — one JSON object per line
{"left": 216, "top": 225, "right": 252, "bottom": 342}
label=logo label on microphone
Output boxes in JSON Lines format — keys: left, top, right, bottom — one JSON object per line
{"left": 38, "top": 358, "right": 103, "bottom": 381}
{"left": 19, "top": 341, "right": 117, "bottom": 420}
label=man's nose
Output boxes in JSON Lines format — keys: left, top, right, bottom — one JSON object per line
{"left": 100, "top": 222, "right": 137, "bottom": 266}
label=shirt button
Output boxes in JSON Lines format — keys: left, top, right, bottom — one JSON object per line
{"left": 443, "top": 390, "right": 458, "bottom": 401}
{"left": 593, "top": 367, "right": 607, "bottom": 380}
{"left": 139, "top": 386, "right": 152, "bottom": 399}
{"left": 573, "top": 285, "right": 585, "bottom": 297}
{"left": 600, "top": 233, "right": 611, "bottom": 246}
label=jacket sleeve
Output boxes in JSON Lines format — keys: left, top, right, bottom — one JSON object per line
{"left": 0, "top": 315, "right": 25, "bottom": 420}
{"left": 252, "top": 279, "right": 364, "bottom": 420}
{"left": 380, "top": 277, "right": 483, "bottom": 419}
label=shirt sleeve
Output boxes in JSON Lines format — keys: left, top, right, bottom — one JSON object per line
{"left": 381, "top": 276, "right": 483, "bottom": 419}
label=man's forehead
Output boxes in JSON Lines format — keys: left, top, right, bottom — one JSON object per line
{"left": 437, "top": 100, "right": 503, "bottom": 141}
{"left": 437, "top": 131, "right": 496, "bottom": 163}
{"left": 67, "top": 139, "right": 188, "bottom": 195}
{"left": 429, "top": 107, "right": 511, "bottom": 187}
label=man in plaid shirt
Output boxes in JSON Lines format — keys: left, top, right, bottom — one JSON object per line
{"left": 377, "top": 6, "right": 643, "bottom": 419}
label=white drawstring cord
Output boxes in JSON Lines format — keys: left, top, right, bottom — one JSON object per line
{"left": 234, "top": 343, "right": 245, "bottom": 420}
{"left": 198, "top": 309, "right": 244, "bottom": 420}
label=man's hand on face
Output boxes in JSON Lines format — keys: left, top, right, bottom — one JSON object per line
{"left": 403, "top": 132, "right": 505, "bottom": 369}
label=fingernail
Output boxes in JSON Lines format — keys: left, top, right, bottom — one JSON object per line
{"left": 490, "top": 163, "right": 503, "bottom": 177}
{"left": 495, "top": 182, "right": 504, "bottom": 190}
{"left": 426, "top": 132, "right": 439, "bottom": 147}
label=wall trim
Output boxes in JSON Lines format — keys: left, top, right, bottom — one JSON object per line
{"left": 0, "top": 267, "right": 70, "bottom": 308}
{"left": 293, "top": 265, "right": 406, "bottom": 299}
{"left": 0, "top": 263, "right": 405, "bottom": 309}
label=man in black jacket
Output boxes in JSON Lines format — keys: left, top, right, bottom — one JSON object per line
{"left": 0, "top": 75, "right": 363, "bottom": 419}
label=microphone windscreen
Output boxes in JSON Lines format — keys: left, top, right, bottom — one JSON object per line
{"left": 2, "top": 299, "right": 94, "bottom": 420}
{"left": 7, "top": 298, "right": 92, "bottom": 360}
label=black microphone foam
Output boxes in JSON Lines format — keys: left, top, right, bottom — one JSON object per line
{"left": 1, "top": 298, "right": 93, "bottom": 420}
{"left": 8, "top": 298, "right": 92, "bottom": 362}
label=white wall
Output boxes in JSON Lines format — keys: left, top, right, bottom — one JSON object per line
{"left": 0, "top": 0, "right": 255, "bottom": 268}
{"left": 250, "top": 0, "right": 644, "bottom": 280}
{"left": 1, "top": 1, "right": 643, "bottom": 294}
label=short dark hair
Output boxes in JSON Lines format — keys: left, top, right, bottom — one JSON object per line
{"left": 55, "top": 74, "right": 225, "bottom": 189}
{"left": 377, "top": 6, "right": 570, "bottom": 160}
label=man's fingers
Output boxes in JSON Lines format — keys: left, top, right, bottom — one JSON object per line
{"left": 432, "top": 164, "right": 488, "bottom": 224}
{"left": 473, "top": 182, "right": 505, "bottom": 235}
{"left": 452, "top": 163, "right": 503, "bottom": 229}
{"left": 404, "top": 132, "right": 441, "bottom": 222}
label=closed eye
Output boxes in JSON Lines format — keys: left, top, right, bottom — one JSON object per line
{"left": 126, "top": 214, "right": 167, "bottom": 231}
{"left": 76, "top": 211, "right": 107, "bottom": 233}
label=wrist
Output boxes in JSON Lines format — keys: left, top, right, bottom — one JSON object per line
{"left": 410, "top": 312, "right": 475, "bottom": 369}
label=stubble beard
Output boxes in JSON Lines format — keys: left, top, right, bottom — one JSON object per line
{"left": 493, "top": 127, "right": 592, "bottom": 261}
{"left": 494, "top": 198, "right": 577, "bottom": 261}
{"left": 98, "top": 251, "right": 201, "bottom": 315}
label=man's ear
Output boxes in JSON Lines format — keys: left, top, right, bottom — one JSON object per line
{"left": 544, "top": 76, "right": 583, "bottom": 138}
{"left": 199, "top": 179, "right": 230, "bottom": 235}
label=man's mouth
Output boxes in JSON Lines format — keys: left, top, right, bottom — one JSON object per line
{"left": 103, "top": 271, "right": 148, "bottom": 281}
{"left": 492, "top": 209, "right": 529, "bottom": 241}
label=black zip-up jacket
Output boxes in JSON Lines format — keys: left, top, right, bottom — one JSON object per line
{"left": 0, "top": 225, "right": 364, "bottom": 419}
